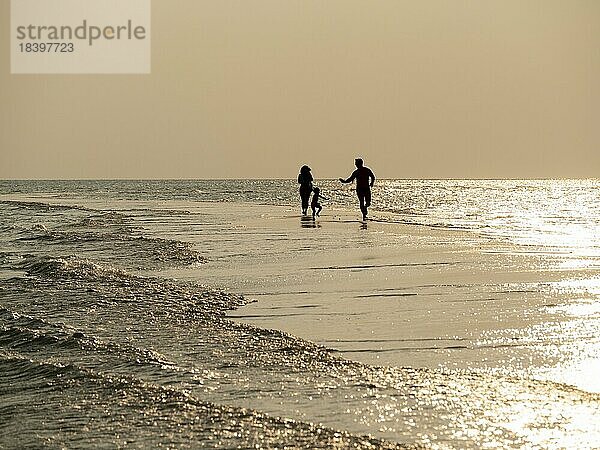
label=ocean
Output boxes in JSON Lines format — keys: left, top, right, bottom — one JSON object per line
{"left": 1, "top": 179, "right": 599, "bottom": 449}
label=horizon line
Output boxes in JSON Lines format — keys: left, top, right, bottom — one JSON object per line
{"left": 1, "top": 177, "right": 599, "bottom": 182}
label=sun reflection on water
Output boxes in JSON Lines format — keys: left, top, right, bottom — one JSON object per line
{"left": 552, "top": 276, "right": 600, "bottom": 295}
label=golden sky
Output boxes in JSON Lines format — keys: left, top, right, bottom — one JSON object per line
{"left": 1, "top": 0, "right": 599, "bottom": 179}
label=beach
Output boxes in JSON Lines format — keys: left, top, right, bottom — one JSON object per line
{"left": 1, "top": 179, "right": 600, "bottom": 448}
{"left": 3, "top": 0, "right": 600, "bottom": 446}
{"left": 149, "top": 200, "right": 600, "bottom": 391}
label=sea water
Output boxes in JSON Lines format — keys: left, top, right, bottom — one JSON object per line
{"left": 1, "top": 179, "right": 599, "bottom": 449}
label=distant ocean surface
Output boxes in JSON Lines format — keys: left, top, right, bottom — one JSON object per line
{"left": 3, "top": 179, "right": 599, "bottom": 253}
{"left": 1, "top": 179, "right": 599, "bottom": 449}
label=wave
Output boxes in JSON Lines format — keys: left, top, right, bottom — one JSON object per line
{"left": 8, "top": 254, "right": 247, "bottom": 317}
{"left": 67, "top": 211, "right": 135, "bottom": 230}
{"left": 18, "top": 255, "right": 130, "bottom": 280}
{"left": 0, "top": 199, "right": 91, "bottom": 212}
{"left": 0, "top": 353, "right": 404, "bottom": 449}
{"left": 2, "top": 201, "right": 206, "bottom": 269}
{"left": 0, "top": 306, "right": 178, "bottom": 374}
{"left": 17, "top": 228, "right": 205, "bottom": 266}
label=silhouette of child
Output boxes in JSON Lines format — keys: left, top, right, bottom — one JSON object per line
{"left": 311, "top": 187, "right": 329, "bottom": 218}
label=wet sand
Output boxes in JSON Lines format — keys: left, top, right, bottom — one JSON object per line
{"left": 161, "top": 201, "right": 600, "bottom": 393}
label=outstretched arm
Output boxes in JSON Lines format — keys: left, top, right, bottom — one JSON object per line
{"left": 339, "top": 171, "right": 356, "bottom": 184}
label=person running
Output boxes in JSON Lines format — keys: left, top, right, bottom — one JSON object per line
{"left": 297, "top": 165, "right": 313, "bottom": 215}
{"left": 310, "top": 187, "right": 329, "bottom": 218}
{"left": 339, "top": 158, "right": 376, "bottom": 220}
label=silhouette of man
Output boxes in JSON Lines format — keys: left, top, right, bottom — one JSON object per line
{"left": 339, "top": 158, "right": 376, "bottom": 220}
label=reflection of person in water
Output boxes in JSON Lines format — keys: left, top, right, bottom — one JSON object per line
{"left": 339, "top": 158, "right": 376, "bottom": 221}
{"left": 298, "top": 165, "right": 313, "bottom": 215}
{"left": 311, "top": 187, "right": 329, "bottom": 218}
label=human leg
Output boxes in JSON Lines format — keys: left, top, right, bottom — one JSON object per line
{"left": 356, "top": 189, "right": 369, "bottom": 220}
{"left": 363, "top": 189, "right": 371, "bottom": 219}
{"left": 300, "top": 189, "right": 310, "bottom": 214}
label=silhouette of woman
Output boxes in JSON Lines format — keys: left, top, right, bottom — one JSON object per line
{"left": 298, "top": 165, "right": 313, "bottom": 215}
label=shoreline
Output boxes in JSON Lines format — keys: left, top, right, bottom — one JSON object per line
{"left": 2, "top": 193, "right": 600, "bottom": 448}
{"left": 3, "top": 194, "right": 599, "bottom": 390}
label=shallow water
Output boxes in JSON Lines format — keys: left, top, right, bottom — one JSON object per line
{"left": 3, "top": 178, "right": 598, "bottom": 254}
{"left": 1, "top": 179, "right": 599, "bottom": 449}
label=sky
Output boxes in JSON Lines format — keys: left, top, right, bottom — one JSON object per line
{"left": 1, "top": 0, "right": 599, "bottom": 179}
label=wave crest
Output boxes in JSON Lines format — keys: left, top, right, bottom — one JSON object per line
{"left": 19, "top": 255, "right": 129, "bottom": 280}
